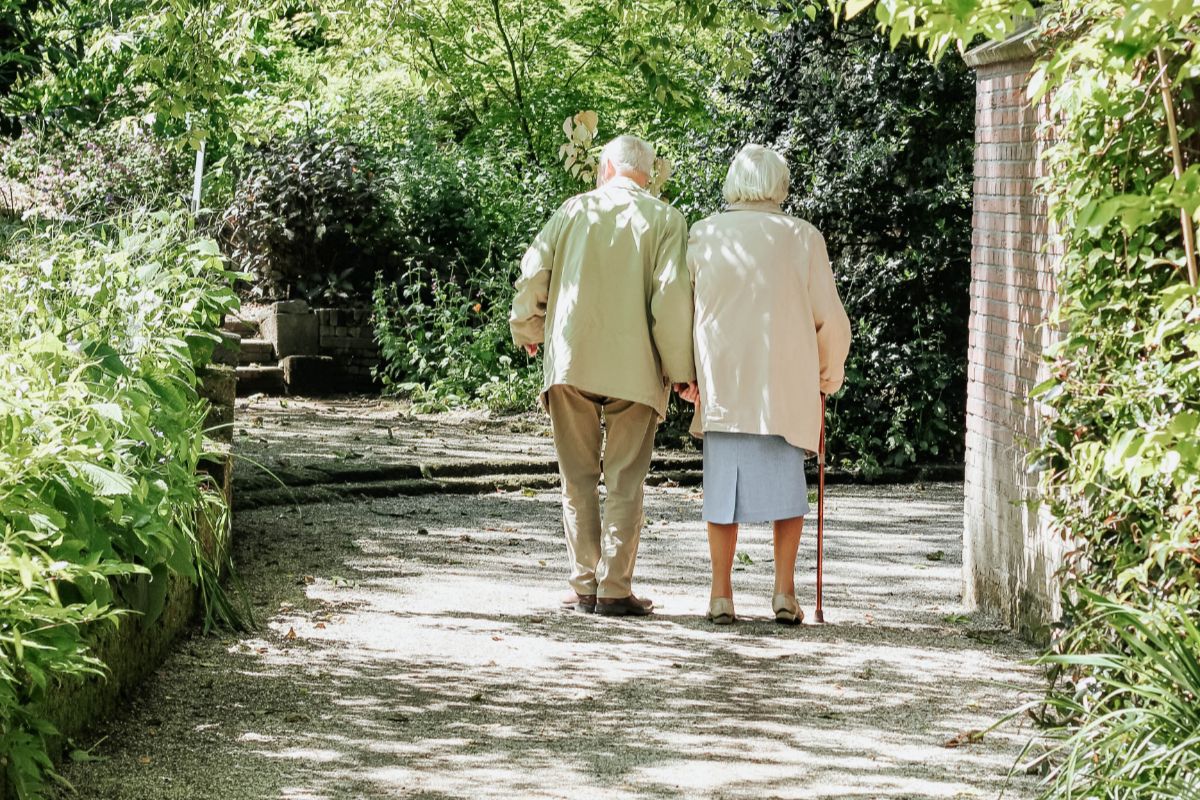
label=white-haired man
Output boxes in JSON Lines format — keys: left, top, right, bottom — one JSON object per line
{"left": 510, "top": 135, "right": 696, "bottom": 617}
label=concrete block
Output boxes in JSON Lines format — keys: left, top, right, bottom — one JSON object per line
{"left": 273, "top": 299, "right": 309, "bottom": 315}
{"left": 236, "top": 365, "right": 286, "bottom": 397}
{"left": 211, "top": 330, "right": 241, "bottom": 366}
{"left": 238, "top": 338, "right": 275, "bottom": 365}
{"left": 262, "top": 311, "right": 318, "bottom": 358}
{"left": 198, "top": 366, "right": 236, "bottom": 442}
{"left": 280, "top": 355, "right": 340, "bottom": 396}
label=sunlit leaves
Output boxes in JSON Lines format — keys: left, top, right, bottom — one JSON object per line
{"left": 0, "top": 211, "right": 241, "bottom": 795}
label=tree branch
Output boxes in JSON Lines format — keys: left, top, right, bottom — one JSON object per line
{"left": 489, "top": 0, "right": 539, "bottom": 167}
{"left": 1156, "top": 46, "right": 1198, "bottom": 288}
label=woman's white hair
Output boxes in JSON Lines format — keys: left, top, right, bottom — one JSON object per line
{"left": 723, "top": 144, "right": 790, "bottom": 204}
{"left": 599, "top": 135, "right": 656, "bottom": 178}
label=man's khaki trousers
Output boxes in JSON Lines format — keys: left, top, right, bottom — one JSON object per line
{"left": 547, "top": 384, "right": 658, "bottom": 599}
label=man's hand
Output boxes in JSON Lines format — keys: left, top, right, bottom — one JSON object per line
{"left": 524, "top": 343, "right": 540, "bottom": 356}
{"left": 673, "top": 380, "right": 699, "bottom": 405}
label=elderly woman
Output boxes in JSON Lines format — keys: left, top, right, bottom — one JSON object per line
{"left": 685, "top": 144, "right": 851, "bottom": 625}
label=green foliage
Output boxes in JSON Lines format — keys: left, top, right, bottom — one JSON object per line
{"left": 0, "top": 121, "right": 189, "bottom": 218}
{"left": 219, "top": 129, "right": 400, "bottom": 301}
{"left": 0, "top": 211, "right": 240, "bottom": 797}
{"left": 372, "top": 266, "right": 542, "bottom": 414}
{"left": 723, "top": 14, "right": 974, "bottom": 471}
{"left": 1023, "top": 7, "right": 1200, "bottom": 794}
{"left": 864, "top": 0, "right": 1200, "bottom": 795}
{"left": 1035, "top": 593, "right": 1200, "bottom": 797}
{"left": 1, "top": 0, "right": 334, "bottom": 149}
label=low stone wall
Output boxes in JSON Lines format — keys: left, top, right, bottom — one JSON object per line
{"left": 315, "top": 307, "right": 379, "bottom": 386}
{"left": 0, "top": 449, "right": 234, "bottom": 798}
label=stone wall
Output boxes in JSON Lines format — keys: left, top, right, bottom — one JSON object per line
{"left": 316, "top": 307, "right": 379, "bottom": 386}
{"left": 6, "top": 448, "right": 234, "bottom": 797}
{"left": 962, "top": 33, "right": 1062, "bottom": 641}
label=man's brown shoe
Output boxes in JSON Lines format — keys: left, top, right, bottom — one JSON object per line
{"left": 561, "top": 592, "right": 596, "bottom": 613}
{"left": 595, "top": 594, "right": 653, "bottom": 617}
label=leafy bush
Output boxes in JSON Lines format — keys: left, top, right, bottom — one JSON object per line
{"left": 0, "top": 122, "right": 190, "bottom": 219}
{"left": 1019, "top": 4, "right": 1200, "bottom": 794}
{"left": 372, "top": 265, "right": 541, "bottom": 414}
{"left": 219, "top": 130, "right": 400, "bottom": 301}
{"left": 720, "top": 14, "right": 974, "bottom": 472}
{"left": 0, "top": 211, "right": 239, "bottom": 797}
{"left": 1036, "top": 593, "right": 1200, "bottom": 797}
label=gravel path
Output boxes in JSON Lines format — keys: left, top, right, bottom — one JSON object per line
{"left": 57, "top": 402, "right": 1044, "bottom": 800}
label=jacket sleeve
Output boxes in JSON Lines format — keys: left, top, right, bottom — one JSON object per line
{"left": 650, "top": 210, "right": 696, "bottom": 383}
{"left": 509, "top": 208, "right": 562, "bottom": 347}
{"left": 808, "top": 230, "right": 851, "bottom": 395}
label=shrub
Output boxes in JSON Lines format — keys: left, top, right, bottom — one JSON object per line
{"left": 0, "top": 211, "right": 240, "bottom": 797}
{"left": 219, "top": 130, "right": 400, "bottom": 301}
{"left": 0, "top": 122, "right": 190, "bottom": 219}
{"left": 372, "top": 265, "right": 541, "bottom": 414}
{"left": 1036, "top": 593, "right": 1200, "bottom": 797}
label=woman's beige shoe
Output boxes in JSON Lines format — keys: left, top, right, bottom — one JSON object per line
{"left": 772, "top": 593, "right": 804, "bottom": 625}
{"left": 706, "top": 597, "right": 736, "bottom": 625}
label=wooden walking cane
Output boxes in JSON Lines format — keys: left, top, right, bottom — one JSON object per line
{"left": 814, "top": 393, "right": 827, "bottom": 624}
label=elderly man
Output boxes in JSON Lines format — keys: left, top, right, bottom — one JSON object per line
{"left": 510, "top": 135, "right": 695, "bottom": 617}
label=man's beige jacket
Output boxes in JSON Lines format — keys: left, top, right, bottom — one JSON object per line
{"left": 687, "top": 201, "right": 852, "bottom": 455}
{"left": 510, "top": 177, "right": 696, "bottom": 418}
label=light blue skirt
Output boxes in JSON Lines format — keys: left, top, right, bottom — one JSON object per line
{"left": 702, "top": 431, "right": 810, "bottom": 524}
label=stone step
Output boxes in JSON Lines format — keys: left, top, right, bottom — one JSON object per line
{"left": 236, "top": 365, "right": 286, "bottom": 397}
{"left": 222, "top": 316, "right": 259, "bottom": 338}
{"left": 238, "top": 338, "right": 276, "bottom": 365}
{"left": 211, "top": 330, "right": 242, "bottom": 367}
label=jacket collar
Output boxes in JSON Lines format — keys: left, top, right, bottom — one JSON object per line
{"left": 602, "top": 175, "right": 649, "bottom": 193}
{"left": 727, "top": 200, "right": 784, "bottom": 214}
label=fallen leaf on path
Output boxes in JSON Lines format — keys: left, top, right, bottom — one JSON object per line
{"left": 69, "top": 748, "right": 107, "bottom": 764}
{"left": 315, "top": 622, "right": 327, "bottom": 630}
{"left": 285, "top": 627, "right": 297, "bottom": 641}
{"left": 926, "top": 550, "right": 945, "bottom": 561}
{"left": 529, "top": 616, "right": 545, "bottom": 624}
{"left": 943, "top": 729, "right": 985, "bottom": 748}
{"left": 137, "top": 756, "right": 152, "bottom": 765}
{"left": 491, "top": 635, "right": 503, "bottom": 641}
{"left": 537, "top": 560, "right": 546, "bottom": 567}
{"left": 736, "top": 551, "right": 753, "bottom": 565}
{"left": 521, "top": 488, "right": 538, "bottom": 497}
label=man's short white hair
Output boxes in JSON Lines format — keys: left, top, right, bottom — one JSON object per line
{"left": 723, "top": 144, "right": 790, "bottom": 204}
{"left": 599, "top": 135, "right": 656, "bottom": 178}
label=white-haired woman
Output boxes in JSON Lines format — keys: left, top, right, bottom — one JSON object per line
{"left": 683, "top": 144, "right": 851, "bottom": 625}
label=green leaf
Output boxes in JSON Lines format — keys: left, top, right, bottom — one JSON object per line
{"left": 843, "top": 0, "right": 874, "bottom": 19}
{"left": 73, "top": 462, "right": 135, "bottom": 497}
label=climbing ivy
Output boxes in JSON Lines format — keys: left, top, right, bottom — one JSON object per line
{"left": 827, "top": 0, "right": 1200, "bottom": 794}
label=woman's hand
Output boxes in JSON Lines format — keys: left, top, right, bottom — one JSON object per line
{"left": 524, "top": 343, "right": 540, "bottom": 356}
{"left": 674, "top": 380, "right": 700, "bottom": 405}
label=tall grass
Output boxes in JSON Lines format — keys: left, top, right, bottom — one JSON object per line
{"left": 1036, "top": 592, "right": 1200, "bottom": 799}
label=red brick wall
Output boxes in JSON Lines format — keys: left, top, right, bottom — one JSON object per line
{"left": 963, "top": 54, "right": 1061, "bottom": 640}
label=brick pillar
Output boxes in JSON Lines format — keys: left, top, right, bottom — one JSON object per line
{"left": 963, "top": 34, "right": 1062, "bottom": 640}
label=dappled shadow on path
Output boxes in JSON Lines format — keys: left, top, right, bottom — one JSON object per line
{"left": 57, "top": 484, "right": 1042, "bottom": 800}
